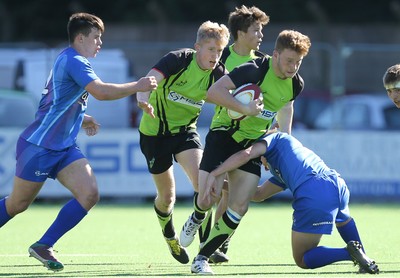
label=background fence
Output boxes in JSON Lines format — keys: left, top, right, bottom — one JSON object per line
{"left": 1, "top": 22, "right": 400, "bottom": 201}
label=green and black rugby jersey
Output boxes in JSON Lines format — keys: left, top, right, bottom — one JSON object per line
{"left": 210, "top": 55, "right": 304, "bottom": 146}
{"left": 220, "top": 44, "right": 266, "bottom": 72}
{"left": 139, "top": 48, "right": 227, "bottom": 136}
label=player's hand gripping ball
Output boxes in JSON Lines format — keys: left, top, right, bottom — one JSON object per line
{"left": 227, "top": 83, "right": 262, "bottom": 120}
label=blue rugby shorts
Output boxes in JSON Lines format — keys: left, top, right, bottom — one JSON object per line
{"left": 291, "top": 171, "right": 350, "bottom": 234}
{"left": 15, "top": 137, "right": 85, "bottom": 182}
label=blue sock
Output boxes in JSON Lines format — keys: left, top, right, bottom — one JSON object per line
{"left": 0, "top": 198, "right": 12, "bottom": 228}
{"left": 303, "top": 246, "right": 351, "bottom": 269}
{"left": 37, "top": 199, "right": 87, "bottom": 247}
{"left": 337, "top": 218, "right": 363, "bottom": 248}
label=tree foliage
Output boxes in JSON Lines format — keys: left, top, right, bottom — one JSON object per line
{"left": 0, "top": 0, "right": 397, "bottom": 43}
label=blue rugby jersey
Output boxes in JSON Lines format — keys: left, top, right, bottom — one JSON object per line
{"left": 20, "top": 47, "right": 98, "bottom": 150}
{"left": 261, "top": 132, "right": 331, "bottom": 192}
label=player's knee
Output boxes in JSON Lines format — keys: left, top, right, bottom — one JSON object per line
{"left": 155, "top": 194, "right": 175, "bottom": 210}
{"left": 88, "top": 190, "right": 100, "bottom": 205}
{"left": 163, "top": 193, "right": 176, "bottom": 206}
{"left": 293, "top": 255, "right": 308, "bottom": 269}
{"left": 196, "top": 193, "right": 213, "bottom": 210}
{"left": 7, "top": 199, "right": 30, "bottom": 216}
{"left": 80, "top": 187, "right": 100, "bottom": 209}
{"left": 296, "top": 261, "right": 308, "bottom": 269}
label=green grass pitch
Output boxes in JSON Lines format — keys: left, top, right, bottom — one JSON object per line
{"left": 0, "top": 201, "right": 399, "bottom": 277}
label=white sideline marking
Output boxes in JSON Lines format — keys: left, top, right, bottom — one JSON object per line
{"left": 0, "top": 254, "right": 139, "bottom": 257}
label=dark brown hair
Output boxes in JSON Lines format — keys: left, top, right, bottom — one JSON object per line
{"left": 67, "top": 12, "right": 104, "bottom": 43}
{"left": 228, "top": 5, "right": 269, "bottom": 41}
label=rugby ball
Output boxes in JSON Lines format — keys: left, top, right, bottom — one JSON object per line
{"left": 227, "top": 83, "right": 261, "bottom": 120}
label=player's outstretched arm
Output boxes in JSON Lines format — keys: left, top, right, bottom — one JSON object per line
{"left": 205, "top": 142, "right": 267, "bottom": 200}
{"left": 85, "top": 76, "right": 157, "bottom": 101}
{"left": 252, "top": 180, "right": 283, "bottom": 202}
{"left": 211, "top": 142, "right": 266, "bottom": 177}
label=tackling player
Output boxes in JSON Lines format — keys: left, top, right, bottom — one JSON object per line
{"left": 204, "top": 129, "right": 379, "bottom": 275}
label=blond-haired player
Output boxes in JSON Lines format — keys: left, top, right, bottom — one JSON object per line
{"left": 137, "top": 21, "right": 229, "bottom": 264}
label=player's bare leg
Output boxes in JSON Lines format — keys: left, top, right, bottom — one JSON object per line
{"left": 152, "top": 168, "right": 189, "bottom": 264}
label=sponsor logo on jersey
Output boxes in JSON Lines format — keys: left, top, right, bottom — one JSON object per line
{"left": 78, "top": 92, "right": 89, "bottom": 106}
{"left": 175, "top": 80, "right": 187, "bottom": 86}
{"left": 168, "top": 91, "right": 204, "bottom": 108}
{"left": 256, "top": 109, "right": 276, "bottom": 120}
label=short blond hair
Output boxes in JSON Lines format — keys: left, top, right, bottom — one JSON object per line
{"left": 275, "top": 30, "right": 311, "bottom": 57}
{"left": 196, "top": 21, "right": 230, "bottom": 47}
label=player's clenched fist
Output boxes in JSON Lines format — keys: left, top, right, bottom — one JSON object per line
{"left": 135, "top": 76, "right": 157, "bottom": 92}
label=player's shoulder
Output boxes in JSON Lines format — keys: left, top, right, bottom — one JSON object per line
{"left": 155, "top": 48, "right": 195, "bottom": 76}
{"left": 165, "top": 48, "right": 195, "bottom": 62}
{"left": 292, "top": 72, "right": 304, "bottom": 85}
{"left": 254, "top": 53, "right": 270, "bottom": 64}
{"left": 254, "top": 50, "right": 266, "bottom": 58}
{"left": 220, "top": 47, "right": 231, "bottom": 64}
{"left": 292, "top": 72, "right": 305, "bottom": 97}
{"left": 62, "top": 47, "right": 85, "bottom": 61}
{"left": 54, "top": 47, "right": 89, "bottom": 75}
{"left": 213, "top": 61, "right": 228, "bottom": 79}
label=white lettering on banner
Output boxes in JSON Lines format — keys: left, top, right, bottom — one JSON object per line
{"left": 1, "top": 129, "right": 400, "bottom": 199}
